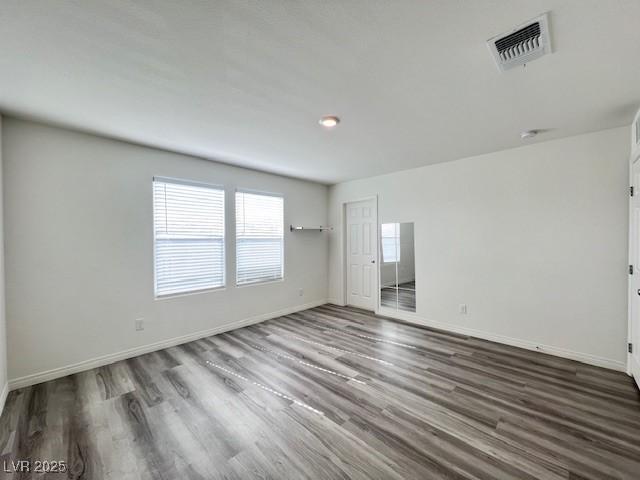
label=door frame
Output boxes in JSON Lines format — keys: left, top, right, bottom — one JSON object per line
{"left": 628, "top": 157, "right": 634, "bottom": 377}
{"left": 628, "top": 140, "right": 640, "bottom": 388}
{"left": 341, "top": 196, "right": 379, "bottom": 312}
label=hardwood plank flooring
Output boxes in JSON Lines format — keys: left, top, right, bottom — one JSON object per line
{"left": 0, "top": 304, "right": 638, "bottom": 479}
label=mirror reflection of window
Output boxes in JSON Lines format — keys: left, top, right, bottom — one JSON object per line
{"left": 381, "top": 223, "right": 400, "bottom": 263}
{"left": 380, "top": 222, "right": 415, "bottom": 313}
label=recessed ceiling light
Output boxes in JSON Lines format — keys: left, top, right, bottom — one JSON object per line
{"left": 319, "top": 115, "right": 340, "bottom": 128}
{"left": 520, "top": 129, "right": 538, "bottom": 139}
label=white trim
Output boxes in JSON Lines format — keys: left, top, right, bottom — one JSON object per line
{"left": 153, "top": 175, "right": 224, "bottom": 190}
{"left": 0, "top": 382, "right": 8, "bottom": 416}
{"left": 378, "top": 307, "right": 627, "bottom": 372}
{"left": 8, "top": 299, "right": 327, "bottom": 390}
{"left": 628, "top": 144, "right": 640, "bottom": 378}
{"left": 631, "top": 108, "right": 640, "bottom": 161}
{"left": 235, "top": 278, "right": 284, "bottom": 288}
{"left": 631, "top": 352, "right": 640, "bottom": 391}
{"left": 628, "top": 156, "right": 634, "bottom": 376}
{"left": 155, "top": 285, "right": 226, "bottom": 300}
{"left": 235, "top": 187, "right": 284, "bottom": 198}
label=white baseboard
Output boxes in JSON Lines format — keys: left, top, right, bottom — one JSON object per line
{"left": 377, "top": 307, "right": 627, "bottom": 372}
{"left": 629, "top": 352, "right": 640, "bottom": 389}
{"left": 9, "top": 299, "right": 327, "bottom": 390}
{"left": 0, "top": 382, "right": 8, "bottom": 416}
{"left": 327, "top": 298, "right": 346, "bottom": 306}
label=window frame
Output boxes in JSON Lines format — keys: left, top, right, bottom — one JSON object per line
{"left": 152, "top": 176, "right": 226, "bottom": 299}
{"left": 234, "top": 188, "right": 285, "bottom": 287}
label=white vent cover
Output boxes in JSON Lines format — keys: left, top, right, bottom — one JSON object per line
{"left": 487, "top": 13, "right": 551, "bottom": 71}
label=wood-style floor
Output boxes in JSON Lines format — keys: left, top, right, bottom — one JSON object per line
{"left": 1, "top": 304, "right": 639, "bottom": 479}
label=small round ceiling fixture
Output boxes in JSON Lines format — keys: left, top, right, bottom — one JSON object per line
{"left": 520, "top": 129, "right": 538, "bottom": 140}
{"left": 319, "top": 115, "right": 340, "bottom": 128}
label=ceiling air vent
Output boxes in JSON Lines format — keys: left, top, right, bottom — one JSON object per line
{"left": 487, "top": 13, "right": 551, "bottom": 71}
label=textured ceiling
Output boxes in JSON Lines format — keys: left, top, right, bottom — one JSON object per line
{"left": 1, "top": 1, "right": 639, "bottom": 184}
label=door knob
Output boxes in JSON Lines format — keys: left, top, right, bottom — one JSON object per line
{"left": 371, "top": 260, "right": 376, "bottom": 264}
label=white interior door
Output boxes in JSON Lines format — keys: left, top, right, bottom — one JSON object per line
{"left": 630, "top": 159, "right": 640, "bottom": 390}
{"left": 345, "top": 198, "right": 377, "bottom": 311}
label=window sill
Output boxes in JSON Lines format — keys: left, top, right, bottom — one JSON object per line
{"left": 155, "top": 285, "right": 226, "bottom": 300}
{"left": 236, "top": 278, "right": 284, "bottom": 288}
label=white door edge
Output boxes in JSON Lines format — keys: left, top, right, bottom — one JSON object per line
{"left": 628, "top": 153, "right": 640, "bottom": 389}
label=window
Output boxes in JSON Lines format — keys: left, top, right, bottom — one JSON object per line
{"left": 236, "top": 191, "right": 284, "bottom": 285}
{"left": 381, "top": 223, "right": 400, "bottom": 263}
{"left": 153, "top": 178, "right": 225, "bottom": 296}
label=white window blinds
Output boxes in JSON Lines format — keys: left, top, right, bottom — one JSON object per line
{"left": 153, "top": 178, "right": 225, "bottom": 296}
{"left": 381, "top": 223, "right": 400, "bottom": 263}
{"left": 236, "top": 191, "right": 284, "bottom": 285}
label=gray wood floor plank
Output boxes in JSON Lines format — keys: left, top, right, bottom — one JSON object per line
{"left": 1, "top": 304, "right": 639, "bottom": 479}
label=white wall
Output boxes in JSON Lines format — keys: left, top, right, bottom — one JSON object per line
{"left": 329, "top": 127, "right": 629, "bottom": 369}
{"left": 3, "top": 118, "right": 329, "bottom": 384}
{"left": 0, "top": 116, "right": 8, "bottom": 407}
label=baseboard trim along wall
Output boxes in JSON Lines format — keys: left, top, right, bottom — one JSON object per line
{"left": 9, "top": 299, "right": 327, "bottom": 390}
{"left": 376, "top": 306, "right": 627, "bottom": 372}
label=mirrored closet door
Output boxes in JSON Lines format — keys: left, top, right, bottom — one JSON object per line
{"left": 379, "top": 222, "right": 416, "bottom": 312}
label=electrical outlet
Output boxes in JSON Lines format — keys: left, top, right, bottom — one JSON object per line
{"left": 298, "top": 288, "right": 304, "bottom": 297}
{"left": 459, "top": 304, "right": 467, "bottom": 314}
{"left": 135, "top": 318, "right": 145, "bottom": 331}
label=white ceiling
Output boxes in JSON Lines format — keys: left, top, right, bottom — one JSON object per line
{"left": 1, "top": 1, "right": 639, "bottom": 184}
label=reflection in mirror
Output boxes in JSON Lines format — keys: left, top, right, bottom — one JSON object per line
{"left": 380, "top": 222, "right": 415, "bottom": 312}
